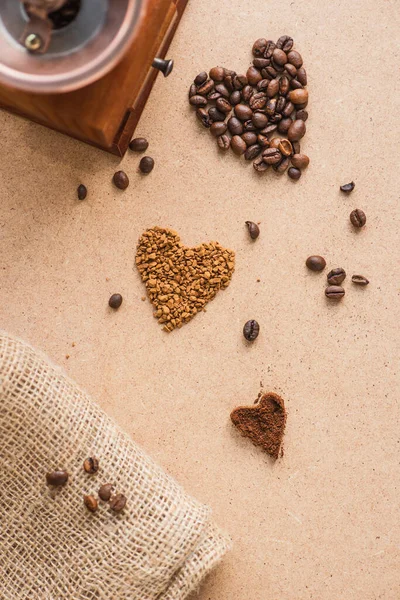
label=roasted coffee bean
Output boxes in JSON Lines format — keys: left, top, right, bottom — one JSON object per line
{"left": 288, "top": 119, "right": 306, "bottom": 141}
{"left": 243, "top": 320, "right": 260, "bottom": 341}
{"left": 257, "top": 79, "right": 270, "bottom": 92}
{"left": 279, "top": 76, "right": 290, "bottom": 96}
{"left": 284, "top": 63, "right": 297, "bottom": 78}
{"left": 291, "top": 153, "right": 310, "bottom": 169}
{"left": 306, "top": 255, "right": 326, "bottom": 271}
{"left": 231, "top": 135, "right": 247, "bottom": 155}
{"left": 217, "top": 134, "right": 231, "bottom": 150}
{"left": 233, "top": 75, "right": 247, "bottom": 90}
{"left": 278, "top": 118, "right": 292, "bottom": 134}
{"left": 269, "top": 137, "right": 281, "bottom": 149}
{"left": 99, "top": 483, "right": 114, "bottom": 502}
{"left": 245, "top": 144, "right": 262, "bottom": 160}
{"left": 296, "top": 67, "right": 307, "bottom": 86}
{"left": 210, "top": 122, "right": 227, "bottom": 137}
{"left": 246, "top": 66, "right": 262, "bottom": 85}
{"left": 290, "top": 79, "right": 303, "bottom": 90}
{"left": 84, "top": 495, "right": 98, "bottom": 513}
{"left": 110, "top": 493, "right": 127, "bottom": 512}
{"left": 230, "top": 91, "right": 242, "bottom": 105}
{"left": 224, "top": 75, "right": 234, "bottom": 92}
{"left": 83, "top": 457, "right": 99, "bottom": 474}
{"left": 276, "top": 35, "right": 293, "bottom": 52}
{"left": 276, "top": 96, "right": 286, "bottom": 113}
{"left": 197, "top": 80, "right": 214, "bottom": 95}
{"left": 46, "top": 470, "right": 69, "bottom": 486}
{"left": 227, "top": 116, "right": 243, "bottom": 135}
{"left": 340, "top": 181, "right": 355, "bottom": 193}
{"left": 278, "top": 139, "right": 293, "bottom": 156}
{"left": 292, "top": 141, "right": 301, "bottom": 154}
{"left": 269, "top": 113, "right": 282, "bottom": 123}
{"left": 274, "top": 156, "right": 290, "bottom": 173}
{"left": 264, "top": 40, "right": 276, "bottom": 58}
{"left": 215, "top": 83, "right": 230, "bottom": 98}
{"left": 287, "top": 50, "right": 303, "bottom": 68}
{"left": 265, "top": 98, "right": 277, "bottom": 116}
{"left": 253, "top": 156, "right": 269, "bottom": 172}
{"left": 271, "top": 58, "right": 284, "bottom": 73}
{"left": 295, "top": 100, "right": 308, "bottom": 110}
{"left": 327, "top": 268, "right": 346, "bottom": 285}
{"left": 263, "top": 147, "right": 281, "bottom": 165}
{"left": 296, "top": 109, "right": 308, "bottom": 121}
{"left": 188, "top": 83, "right": 197, "bottom": 98}
{"left": 77, "top": 184, "right": 87, "bottom": 200}
{"left": 325, "top": 285, "right": 345, "bottom": 300}
{"left": 257, "top": 134, "right": 270, "bottom": 147}
{"left": 209, "top": 66, "right": 225, "bottom": 81}
{"left": 350, "top": 209, "right": 366, "bottom": 228}
{"left": 289, "top": 89, "right": 309, "bottom": 106}
{"left": 196, "top": 108, "right": 211, "bottom": 127}
{"left": 139, "top": 156, "right": 154, "bottom": 174}
{"left": 242, "top": 85, "right": 254, "bottom": 102}
{"left": 109, "top": 293, "right": 123, "bottom": 309}
{"left": 243, "top": 120, "right": 257, "bottom": 132}
{"left": 252, "top": 38, "right": 268, "bottom": 57}
{"left": 189, "top": 95, "right": 207, "bottom": 107}
{"left": 242, "top": 132, "right": 258, "bottom": 146}
{"left": 260, "top": 123, "right": 277, "bottom": 135}
{"left": 129, "top": 137, "right": 148, "bottom": 152}
{"left": 235, "top": 104, "right": 253, "bottom": 121}
{"left": 113, "top": 171, "right": 129, "bottom": 190}
{"left": 224, "top": 68, "right": 236, "bottom": 78}
{"left": 282, "top": 101, "right": 295, "bottom": 117}
{"left": 272, "top": 48, "right": 287, "bottom": 66}
{"left": 266, "top": 78, "right": 279, "bottom": 98}
{"left": 207, "top": 91, "right": 221, "bottom": 101}
{"left": 194, "top": 72, "right": 207, "bottom": 86}
{"left": 352, "top": 275, "right": 369, "bottom": 286}
{"left": 265, "top": 66, "right": 278, "bottom": 79}
{"left": 216, "top": 98, "right": 232, "bottom": 114}
{"left": 252, "top": 112, "right": 268, "bottom": 129}
{"left": 288, "top": 167, "right": 301, "bottom": 180}
{"left": 249, "top": 92, "right": 267, "bottom": 110}
{"left": 208, "top": 107, "right": 225, "bottom": 122}
{"left": 253, "top": 58, "right": 270, "bottom": 69}
{"left": 245, "top": 221, "right": 260, "bottom": 239}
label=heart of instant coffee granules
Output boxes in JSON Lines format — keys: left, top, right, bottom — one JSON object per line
{"left": 188, "top": 35, "right": 309, "bottom": 180}
{"left": 230, "top": 392, "right": 287, "bottom": 459}
{"left": 136, "top": 227, "right": 235, "bottom": 331}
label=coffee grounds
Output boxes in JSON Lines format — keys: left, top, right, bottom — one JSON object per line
{"left": 230, "top": 392, "right": 287, "bottom": 459}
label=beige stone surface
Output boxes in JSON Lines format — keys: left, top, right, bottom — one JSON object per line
{"left": 0, "top": 0, "right": 399, "bottom": 598}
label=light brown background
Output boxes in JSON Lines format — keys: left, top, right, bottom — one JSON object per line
{"left": 1, "top": 0, "right": 399, "bottom": 598}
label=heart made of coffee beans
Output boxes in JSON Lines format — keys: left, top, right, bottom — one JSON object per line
{"left": 136, "top": 227, "right": 235, "bottom": 331}
{"left": 189, "top": 35, "right": 310, "bottom": 180}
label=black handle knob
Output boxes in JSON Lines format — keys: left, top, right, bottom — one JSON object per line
{"left": 152, "top": 58, "right": 174, "bottom": 77}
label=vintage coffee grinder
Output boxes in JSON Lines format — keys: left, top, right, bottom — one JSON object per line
{"left": 0, "top": 0, "right": 188, "bottom": 155}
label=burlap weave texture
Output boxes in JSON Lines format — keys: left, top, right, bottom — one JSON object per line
{"left": 0, "top": 331, "right": 230, "bottom": 599}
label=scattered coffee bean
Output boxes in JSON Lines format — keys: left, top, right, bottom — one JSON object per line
{"left": 290, "top": 78, "right": 303, "bottom": 90}
{"left": 352, "top": 275, "right": 369, "bottom": 286}
{"left": 287, "top": 50, "right": 303, "bottom": 68}
{"left": 288, "top": 167, "right": 301, "bottom": 180}
{"left": 110, "top": 493, "right": 127, "bottom": 512}
{"left": 253, "top": 156, "right": 269, "bottom": 172}
{"left": 272, "top": 48, "right": 287, "bottom": 66}
{"left": 83, "top": 457, "right": 99, "bottom": 474}
{"left": 276, "top": 35, "right": 293, "bottom": 52}
{"left": 197, "top": 80, "right": 214, "bottom": 96}
{"left": 242, "top": 132, "right": 258, "bottom": 146}
{"left": 227, "top": 116, "right": 243, "bottom": 135}
{"left": 249, "top": 92, "right": 267, "bottom": 110}
{"left": 278, "top": 139, "right": 293, "bottom": 156}
{"left": 243, "top": 320, "right": 260, "bottom": 341}
{"left": 245, "top": 144, "right": 262, "bottom": 160}
{"left": 269, "top": 137, "right": 281, "bottom": 149}
{"left": 252, "top": 38, "right": 268, "bottom": 57}
{"left": 98, "top": 483, "right": 114, "bottom": 502}
{"left": 113, "top": 171, "right": 129, "bottom": 190}
{"left": 252, "top": 112, "right": 269, "bottom": 129}
{"left": 216, "top": 97, "right": 232, "bottom": 114}
{"left": 340, "top": 181, "right": 355, "bottom": 193}
{"left": 288, "top": 119, "right": 306, "bottom": 141}
{"left": 325, "top": 285, "right": 345, "bottom": 300}
{"left": 46, "top": 470, "right": 69, "bottom": 487}
{"left": 242, "top": 85, "right": 254, "bottom": 102}
{"left": 263, "top": 147, "right": 281, "bottom": 165}
{"left": 139, "top": 156, "right": 155, "bottom": 174}
{"left": 246, "top": 66, "right": 262, "bottom": 85}
{"left": 230, "top": 90, "right": 242, "bottom": 105}
{"left": 129, "top": 137, "right": 148, "bottom": 152}
{"left": 215, "top": 83, "right": 230, "bottom": 98}
{"left": 282, "top": 101, "right": 295, "bottom": 117}
{"left": 296, "top": 67, "right": 307, "bottom": 86}
{"left": 266, "top": 78, "right": 279, "bottom": 98}
{"left": 284, "top": 63, "right": 297, "bottom": 77}
{"left": 235, "top": 103, "right": 253, "bottom": 121}
{"left": 77, "top": 184, "right": 87, "bottom": 200}
{"left": 350, "top": 208, "right": 366, "bottom": 228}
{"left": 245, "top": 221, "right": 260, "bottom": 239}
{"left": 306, "top": 255, "right": 326, "bottom": 271}
{"left": 257, "top": 134, "right": 270, "bottom": 147}
{"left": 194, "top": 72, "right": 207, "bottom": 86}
{"left": 292, "top": 141, "right": 301, "bottom": 154}
{"left": 109, "top": 293, "right": 123, "bottom": 309}
{"left": 327, "top": 268, "right": 346, "bottom": 285}
{"left": 217, "top": 134, "right": 231, "bottom": 150}
{"left": 231, "top": 135, "right": 247, "bottom": 155}
{"left": 274, "top": 157, "right": 290, "bottom": 173}
{"left": 296, "top": 109, "right": 308, "bottom": 121}
{"left": 196, "top": 108, "right": 211, "bottom": 127}
{"left": 210, "top": 122, "right": 227, "bottom": 137}
{"left": 209, "top": 66, "right": 225, "bottom": 81}
{"left": 291, "top": 153, "right": 309, "bottom": 169}
{"left": 233, "top": 74, "right": 248, "bottom": 89}
{"left": 288, "top": 88, "right": 308, "bottom": 104}
{"left": 188, "top": 84, "right": 197, "bottom": 98}
{"left": 189, "top": 95, "right": 207, "bottom": 107}
{"left": 84, "top": 495, "right": 98, "bottom": 513}
{"left": 208, "top": 107, "right": 225, "bottom": 122}
{"left": 278, "top": 118, "right": 292, "bottom": 134}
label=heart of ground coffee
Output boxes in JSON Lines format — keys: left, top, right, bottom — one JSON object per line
{"left": 136, "top": 227, "right": 235, "bottom": 331}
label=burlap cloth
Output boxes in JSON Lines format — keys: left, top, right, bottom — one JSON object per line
{"left": 0, "top": 331, "right": 230, "bottom": 599}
